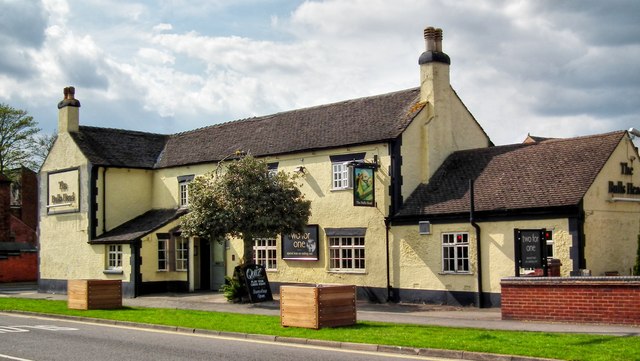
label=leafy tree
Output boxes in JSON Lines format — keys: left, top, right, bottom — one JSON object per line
{"left": 30, "top": 132, "right": 57, "bottom": 170}
{"left": 0, "top": 103, "right": 41, "bottom": 173}
{"left": 181, "top": 155, "right": 311, "bottom": 264}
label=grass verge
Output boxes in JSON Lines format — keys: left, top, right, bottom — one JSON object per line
{"left": 1, "top": 297, "right": 639, "bottom": 361}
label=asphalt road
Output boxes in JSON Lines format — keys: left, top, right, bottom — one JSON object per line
{"left": 0, "top": 313, "right": 454, "bottom": 361}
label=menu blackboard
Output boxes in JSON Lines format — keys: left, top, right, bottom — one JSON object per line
{"left": 282, "top": 225, "right": 319, "bottom": 260}
{"left": 235, "top": 263, "right": 273, "bottom": 303}
{"left": 519, "top": 230, "right": 543, "bottom": 269}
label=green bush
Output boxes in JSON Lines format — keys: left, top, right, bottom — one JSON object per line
{"left": 219, "top": 275, "right": 243, "bottom": 302}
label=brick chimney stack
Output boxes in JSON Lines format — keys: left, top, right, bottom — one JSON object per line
{"left": 57, "top": 86, "right": 80, "bottom": 133}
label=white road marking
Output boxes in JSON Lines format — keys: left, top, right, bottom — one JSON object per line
{"left": 0, "top": 353, "right": 34, "bottom": 361}
{"left": 0, "top": 325, "right": 78, "bottom": 333}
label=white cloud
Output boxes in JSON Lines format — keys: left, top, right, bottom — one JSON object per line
{"left": 1, "top": 0, "right": 639, "bottom": 143}
{"left": 153, "top": 23, "right": 173, "bottom": 32}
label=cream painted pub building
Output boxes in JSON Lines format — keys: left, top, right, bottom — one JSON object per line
{"left": 39, "top": 28, "right": 640, "bottom": 306}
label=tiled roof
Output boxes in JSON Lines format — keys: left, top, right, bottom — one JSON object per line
{"left": 71, "top": 88, "right": 423, "bottom": 169}
{"left": 70, "top": 127, "right": 167, "bottom": 168}
{"left": 156, "top": 88, "right": 422, "bottom": 168}
{"left": 90, "top": 208, "right": 187, "bottom": 244}
{"left": 396, "top": 131, "right": 626, "bottom": 218}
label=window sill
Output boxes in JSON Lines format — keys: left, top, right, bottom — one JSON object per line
{"left": 330, "top": 187, "right": 353, "bottom": 192}
{"left": 328, "top": 270, "right": 366, "bottom": 275}
{"left": 438, "top": 272, "right": 473, "bottom": 276}
{"left": 103, "top": 269, "right": 123, "bottom": 275}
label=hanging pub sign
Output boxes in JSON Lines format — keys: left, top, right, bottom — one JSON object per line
{"left": 514, "top": 229, "right": 548, "bottom": 276}
{"left": 234, "top": 263, "right": 273, "bottom": 303}
{"left": 353, "top": 163, "right": 376, "bottom": 207}
{"left": 282, "top": 225, "right": 319, "bottom": 261}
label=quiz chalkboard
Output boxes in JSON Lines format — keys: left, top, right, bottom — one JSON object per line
{"left": 235, "top": 264, "right": 273, "bottom": 303}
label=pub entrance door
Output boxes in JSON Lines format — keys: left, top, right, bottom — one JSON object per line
{"left": 211, "top": 239, "right": 226, "bottom": 290}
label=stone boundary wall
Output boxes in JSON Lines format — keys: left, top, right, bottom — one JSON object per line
{"left": 501, "top": 277, "right": 640, "bottom": 326}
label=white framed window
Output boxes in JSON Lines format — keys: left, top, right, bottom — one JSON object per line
{"left": 179, "top": 182, "right": 189, "bottom": 207}
{"left": 329, "top": 153, "right": 364, "bottom": 190}
{"left": 107, "top": 244, "right": 123, "bottom": 270}
{"left": 332, "top": 162, "right": 352, "bottom": 190}
{"left": 254, "top": 238, "right": 277, "bottom": 271}
{"left": 442, "top": 232, "right": 469, "bottom": 273}
{"left": 178, "top": 175, "right": 194, "bottom": 207}
{"left": 158, "top": 239, "right": 168, "bottom": 271}
{"left": 176, "top": 237, "right": 188, "bottom": 271}
{"left": 329, "top": 236, "right": 365, "bottom": 272}
{"left": 267, "top": 162, "right": 279, "bottom": 177}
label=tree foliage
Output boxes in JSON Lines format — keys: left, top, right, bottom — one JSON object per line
{"left": 0, "top": 103, "right": 41, "bottom": 173}
{"left": 30, "top": 132, "right": 57, "bottom": 170}
{"left": 181, "top": 155, "right": 312, "bottom": 263}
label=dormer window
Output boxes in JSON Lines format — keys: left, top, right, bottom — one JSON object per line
{"left": 177, "top": 175, "right": 194, "bottom": 207}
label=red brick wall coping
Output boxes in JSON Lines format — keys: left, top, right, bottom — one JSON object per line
{"left": 501, "top": 277, "right": 640, "bottom": 326}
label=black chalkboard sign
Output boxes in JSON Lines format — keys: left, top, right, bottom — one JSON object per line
{"left": 520, "top": 230, "right": 543, "bottom": 268}
{"left": 514, "top": 229, "right": 548, "bottom": 276}
{"left": 235, "top": 263, "right": 273, "bottom": 303}
{"left": 282, "top": 225, "right": 319, "bottom": 260}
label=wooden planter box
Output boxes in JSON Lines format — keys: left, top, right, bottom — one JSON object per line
{"left": 280, "top": 284, "right": 356, "bottom": 329}
{"left": 67, "top": 279, "right": 122, "bottom": 310}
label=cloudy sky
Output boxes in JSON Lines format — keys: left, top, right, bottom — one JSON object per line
{"left": 1, "top": 0, "right": 639, "bottom": 145}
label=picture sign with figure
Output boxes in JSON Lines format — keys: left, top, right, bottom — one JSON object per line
{"left": 282, "top": 225, "right": 319, "bottom": 260}
{"left": 353, "top": 164, "right": 375, "bottom": 207}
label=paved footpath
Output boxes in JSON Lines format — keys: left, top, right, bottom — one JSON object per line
{"left": 2, "top": 282, "right": 638, "bottom": 336}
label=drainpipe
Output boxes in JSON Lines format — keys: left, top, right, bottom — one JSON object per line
{"left": 469, "top": 179, "right": 484, "bottom": 308}
{"left": 385, "top": 217, "right": 395, "bottom": 302}
{"left": 102, "top": 167, "right": 107, "bottom": 234}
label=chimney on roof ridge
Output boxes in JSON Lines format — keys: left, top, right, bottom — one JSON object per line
{"left": 419, "top": 26, "right": 450, "bottom": 65}
{"left": 57, "top": 86, "right": 80, "bottom": 133}
{"left": 418, "top": 26, "right": 451, "bottom": 103}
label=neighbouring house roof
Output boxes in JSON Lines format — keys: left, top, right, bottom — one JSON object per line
{"left": 90, "top": 208, "right": 188, "bottom": 244}
{"left": 395, "top": 131, "right": 626, "bottom": 220}
{"left": 523, "top": 134, "right": 555, "bottom": 144}
{"left": 70, "top": 88, "right": 424, "bottom": 169}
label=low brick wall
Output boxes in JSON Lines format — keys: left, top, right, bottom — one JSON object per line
{"left": 0, "top": 252, "right": 37, "bottom": 282}
{"left": 501, "top": 277, "right": 640, "bottom": 326}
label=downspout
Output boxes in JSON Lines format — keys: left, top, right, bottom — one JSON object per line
{"left": 469, "top": 179, "right": 484, "bottom": 308}
{"left": 102, "top": 167, "right": 107, "bottom": 234}
{"left": 385, "top": 217, "right": 395, "bottom": 302}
